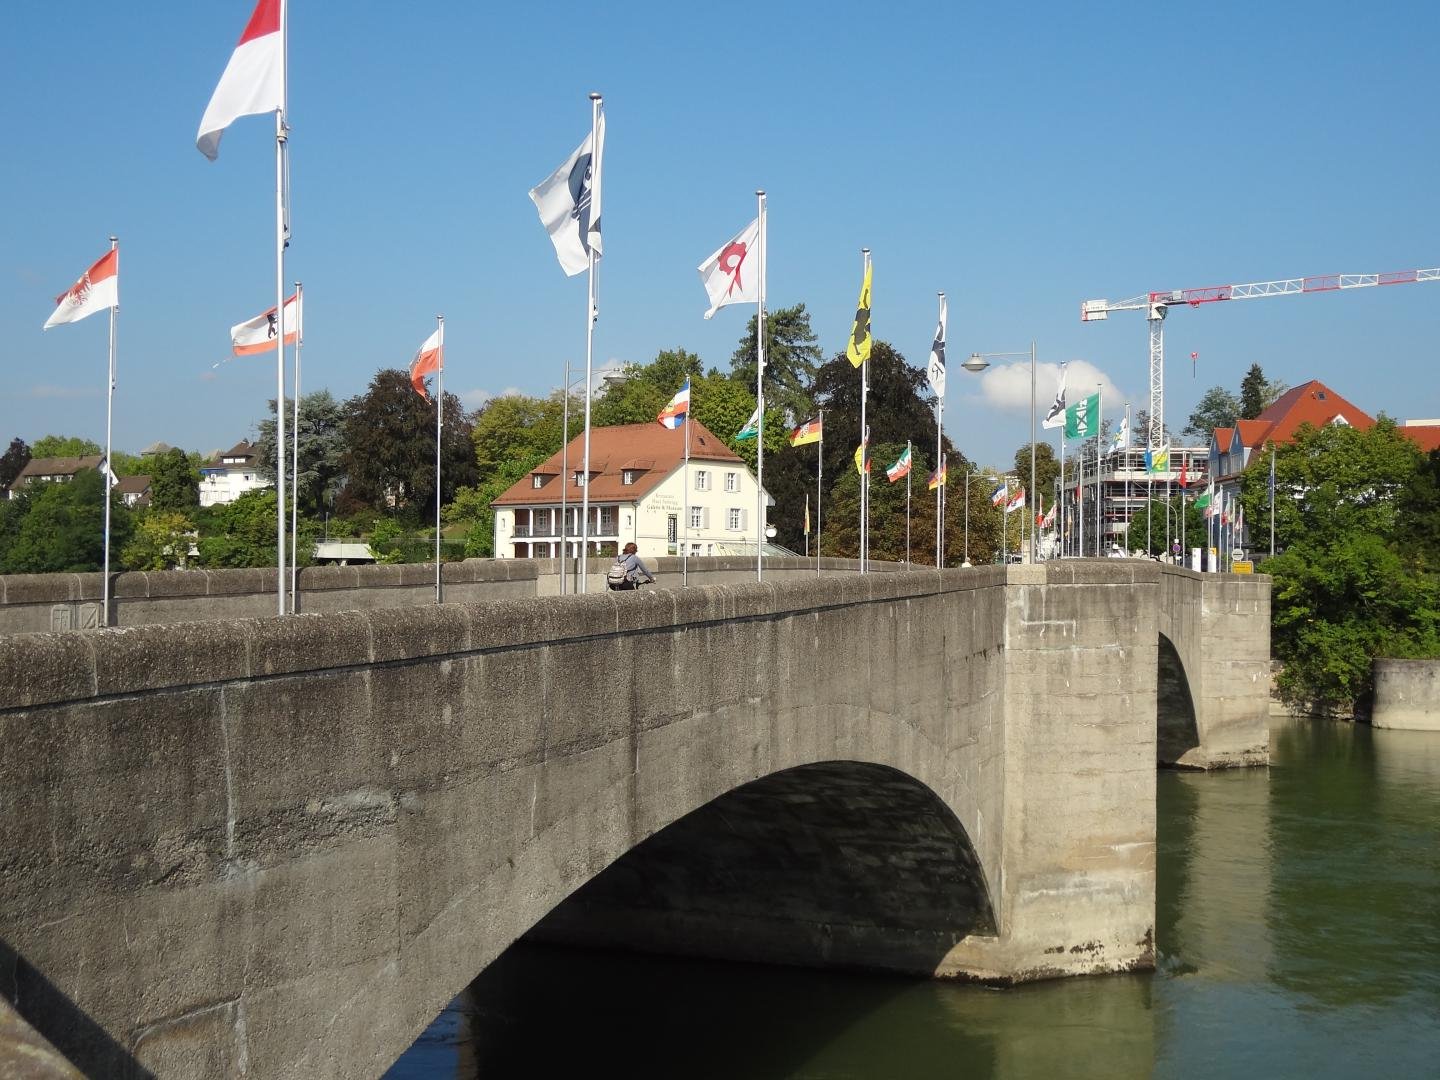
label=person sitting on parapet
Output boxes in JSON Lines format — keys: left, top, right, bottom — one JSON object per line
{"left": 606, "top": 542, "right": 655, "bottom": 591}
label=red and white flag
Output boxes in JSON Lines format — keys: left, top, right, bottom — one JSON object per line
{"left": 1004, "top": 487, "right": 1027, "bottom": 514}
{"left": 197, "top": 0, "right": 284, "bottom": 161}
{"left": 230, "top": 292, "right": 299, "bottom": 355}
{"left": 43, "top": 248, "right": 118, "bottom": 329}
{"left": 410, "top": 328, "right": 443, "bottom": 400}
{"left": 697, "top": 217, "right": 760, "bottom": 320}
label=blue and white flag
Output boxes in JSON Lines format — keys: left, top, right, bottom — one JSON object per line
{"left": 1042, "top": 364, "right": 1067, "bottom": 430}
{"left": 1110, "top": 414, "right": 1130, "bottom": 454}
{"left": 529, "top": 106, "right": 606, "bottom": 276}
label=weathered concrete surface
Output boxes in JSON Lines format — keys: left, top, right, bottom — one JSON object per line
{"left": 0, "top": 564, "right": 1265, "bottom": 1078}
{"left": 1157, "top": 566, "right": 1271, "bottom": 768}
{"left": 0, "top": 556, "right": 888, "bottom": 633}
{"left": 1371, "top": 658, "right": 1440, "bottom": 730}
{"left": 0, "top": 997, "right": 85, "bottom": 1079}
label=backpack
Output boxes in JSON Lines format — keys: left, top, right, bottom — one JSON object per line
{"left": 606, "top": 561, "right": 629, "bottom": 587}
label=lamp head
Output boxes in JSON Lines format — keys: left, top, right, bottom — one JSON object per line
{"left": 961, "top": 353, "right": 991, "bottom": 374}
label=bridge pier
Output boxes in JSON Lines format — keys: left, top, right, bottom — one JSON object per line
{"left": 0, "top": 563, "right": 1268, "bottom": 1078}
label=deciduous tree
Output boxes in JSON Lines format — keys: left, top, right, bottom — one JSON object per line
{"left": 256, "top": 390, "right": 348, "bottom": 516}
{"left": 0, "top": 437, "right": 30, "bottom": 490}
{"left": 1183, "top": 386, "right": 1241, "bottom": 438}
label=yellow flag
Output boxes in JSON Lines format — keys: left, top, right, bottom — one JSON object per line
{"left": 846, "top": 260, "right": 872, "bottom": 368}
{"left": 854, "top": 441, "right": 870, "bottom": 474}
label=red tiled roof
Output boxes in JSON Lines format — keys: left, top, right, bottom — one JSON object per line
{"left": 1249, "top": 380, "right": 1374, "bottom": 446}
{"left": 1235, "top": 418, "right": 1274, "bottom": 449}
{"left": 492, "top": 421, "right": 744, "bottom": 507}
{"left": 1401, "top": 425, "right": 1440, "bottom": 454}
{"left": 1212, "top": 428, "right": 1234, "bottom": 453}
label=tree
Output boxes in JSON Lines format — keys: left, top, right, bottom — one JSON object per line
{"left": 195, "top": 490, "right": 281, "bottom": 567}
{"left": 122, "top": 510, "right": 198, "bottom": 570}
{"left": 1396, "top": 449, "right": 1440, "bottom": 573}
{"left": 1243, "top": 418, "right": 1421, "bottom": 553}
{"left": 340, "top": 370, "right": 476, "bottom": 518}
{"left": 0, "top": 437, "right": 30, "bottom": 489}
{"left": 0, "top": 470, "right": 132, "bottom": 573}
{"left": 1131, "top": 411, "right": 1173, "bottom": 448}
{"left": 729, "top": 303, "right": 823, "bottom": 420}
{"left": 1184, "top": 386, "right": 1241, "bottom": 438}
{"left": 1014, "top": 442, "right": 1060, "bottom": 501}
{"left": 147, "top": 447, "right": 201, "bottom": 512}
{"left": 255, "top": 390, "right": 348, "bottom": 516}
{"left": 30, "top": 435, "right": 102, "bottom": 459}
{"left": 1239, "top": 364, "right": 1287, "bottom": 420}
{"left": 590, "top": 349, "right": 704, "bottom": 428}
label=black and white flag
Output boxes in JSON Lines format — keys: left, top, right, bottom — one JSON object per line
{"left": 926, "top": 295, "right": 947, "bottom": 398}
{"left": 1042, "top": 363, "right": 1068, "bottom": 430}
{"left": 529, "top": 106, "right": 606, "bottom": 276}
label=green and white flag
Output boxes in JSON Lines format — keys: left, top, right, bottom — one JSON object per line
{"left": 1195, "top": 481, "right": 1213, "bottom": 515}
{"left": 735, "top": 403, "right": 762, "bottom": 441}
{"left": 1064, "top": 392, "right": 1100, "bottom": 439}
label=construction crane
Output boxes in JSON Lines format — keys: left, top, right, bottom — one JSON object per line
{"left": 1081, "top": 266, "right": 1440, "bottom": 450}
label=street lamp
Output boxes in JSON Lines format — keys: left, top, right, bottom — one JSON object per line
{"left": 967, "top": 343, "right": 1038, "bottom": 563}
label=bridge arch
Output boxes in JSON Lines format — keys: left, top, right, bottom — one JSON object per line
{"left": 1157, "top": 632, "right": 1201, "bottom": 765}
{"left": 527, "top": 760, "right": 997, "bottom": 973}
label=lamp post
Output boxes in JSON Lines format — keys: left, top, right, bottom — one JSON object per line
{"left": 557, "top": 361, "right": 627, "bottom": 594}
{"left": 967, "top": 343, "right": 1038, "bottom": 562}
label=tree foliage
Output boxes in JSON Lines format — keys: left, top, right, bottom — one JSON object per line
{"left": 0, "top": 470, "right": 132, "bottom": 573}
{"left": 729, "top": 303, "right": 823, "bottom": 421}
{"left": 30, "top": 435, "right": 101, "bottom": 459}
{"left": 194, "top": 490, "right": 283, "bottom": 567}
{"left": 0, "top": 438, "right": 30, "bottom": 490}
{"left": 1124, "top": 496, "right": 1206, "bottom": 557}
{"left": 1184, "top": 386, "right": 1241, "bottom": 438}
{"left": 340, "top": 370, "right": 476, "bottom": 518}
{"left": 1239, "top": 363, "right": 1287, "bottom": 420}
{"left": 1014, "top": 442, "right": 1060, "bottom": 502}
{"left": 122, "top": 510, "right": 197, "bottom": 570}
{"left": 147, "top": 447, "right": 201, "bottom": 512}
{"left": 255, "top": 390, "right": 349, "bottom": 516}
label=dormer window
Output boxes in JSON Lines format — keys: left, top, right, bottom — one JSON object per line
{"left": 532, "top": 475, "right": 544, "bottom": 489}
{"left": 574, "top": 471, "right": 587, "bottom": 487}
{"left": 622, "top": 470, "right": 636, "bottom": 485}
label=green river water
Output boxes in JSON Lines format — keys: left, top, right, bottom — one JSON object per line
{"left": 388, "top": 718, "right": 1440, "bottom": 1078}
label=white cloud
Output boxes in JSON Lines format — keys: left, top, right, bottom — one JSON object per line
{"left": 975, "top": 360, "right": 1128, "bottom": 416}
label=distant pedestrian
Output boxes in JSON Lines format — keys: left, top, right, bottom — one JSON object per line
{"left": 606, "top": 542, "right": 654, "bottom": 591}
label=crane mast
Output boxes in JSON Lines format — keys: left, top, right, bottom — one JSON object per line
{"left": 1081, "top": 266, "right": 1440, "bottom": 451}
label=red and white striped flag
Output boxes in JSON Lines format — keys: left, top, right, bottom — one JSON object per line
{"left": 230, "top": 292, "right": 299, "bottom": 355}
{"left": 43, "top": 248, "right": 118, "bottom": 329}
{"left": 197, "top": 0, "right": 284, "bottom": 161}
{"left": 410, "top": 329, "right": 443, "bottom": 400}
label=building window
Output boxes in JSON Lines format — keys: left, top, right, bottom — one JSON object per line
{"left": 667, "top": 515, "right": 678, "bottom": 543}
{"left": 695, "top": 470, "right": 710, "bottom": 492}
{"left": 622, "top": 470, "right": 635, "bottom": 485}
{"left": 689, "top": 506, "right": 703, "bottom": 529}
{"left": 532, "top": 475, "right": 544, "bottom": 489}
{"left": 533, "top": 508, "right": 551, "bottom": 535}
{"left": 574, "top": 471, "right": 586, "bottom": 487}
{"left": 727, "top": 508, "right": 743, "bottom": 531}
{"left": 724, "top": 471, "right": 739, "bottom": 492}
{"left": 599, "top": 506, "right": 617, "bottom": 533}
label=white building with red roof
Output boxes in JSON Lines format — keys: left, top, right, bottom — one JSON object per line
{"left": 490, "top": 421, "right": 768, "bottom": 560}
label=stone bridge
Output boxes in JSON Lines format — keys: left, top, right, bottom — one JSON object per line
{"left": 0, "top": 562, "right": 1269, "bottom": 1078}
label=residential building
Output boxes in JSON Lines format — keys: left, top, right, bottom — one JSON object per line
{"left": 114, "top": 474, "right": 152, "bottom": 509}
{"left": 199, "top": 440, "right": 269, "bottom": 507}
{"left": 491, "top": 421, "right": 769, "bottom": 560}
{"left": 7, "top": 455, "right": 105, "bottom": 499}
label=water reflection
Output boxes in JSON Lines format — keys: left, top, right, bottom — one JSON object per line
{"left": 387, "top": 720, "right": 1440, "bottom": 1079}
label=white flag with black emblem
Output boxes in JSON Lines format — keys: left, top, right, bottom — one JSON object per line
{"left": 528, "top": 107, "right": 605, "bottom": 277}
{"left": 926, "top": 295, "right": 947, "bottom": 398}
{"left": 1042, "top": 363, "right": 1068, "bottom": 430}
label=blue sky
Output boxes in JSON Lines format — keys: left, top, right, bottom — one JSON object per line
{"left": 3, "top": 1, "right": 1437, "bottom": 467}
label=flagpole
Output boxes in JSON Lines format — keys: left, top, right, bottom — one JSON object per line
{"left": 683, "top": 412, "right": 690, "bottom": 588}
{"left": 755, "top": 190, "right": 767, "bottom": 581}
{"left": 935, "top": 293, "right": 945, "bottom": 569}
{"left": 905, "top": 439, "right": 911, "bottom": 565}
{"left": 290, "top": 282, "right": 302, "bottom": 611}
{"left": 434, "top": 314, "right": 444, "bottom": 604}
{"left": 560, "top": 357, "right": 570, "bottom": 595}
{"left": 816, "top": 410, "right": 824, "bottom": 575}
{"left": 272, "top": 0, "right": 289, "bottom": 617}
{"left": 580, "top": 91, "right": 601, "bottom": 594}
{"left": 1058, "top": 435, "right": 1066, "bottom": 558}
{"left": 859, "top": 248, "right": 870, "bottom": 574}
{"left": 1096, "top": 382, "right": 1103, "bottom": 556}
{"left": 102, "top": 235, "right": 118, "bottom": 628}
{"left": 1270, "top": 446, "right": 1276, "bottom": 559}
{"left": 804, "top": 491, "right": 810, "bottom": 558}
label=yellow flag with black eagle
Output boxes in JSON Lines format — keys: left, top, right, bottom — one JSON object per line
{"left": 847, "top": 260, "right": 872, "bottom": 367}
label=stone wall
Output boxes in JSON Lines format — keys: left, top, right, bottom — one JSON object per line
{"left": 0, "top": 556, "right": 893, "bottom": 634}
{"left": 0, "top": 565, "right": 1169, "bottom": 1079}
{"left": 1371, "top": 658, "right": 1440, "bottom": 730}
